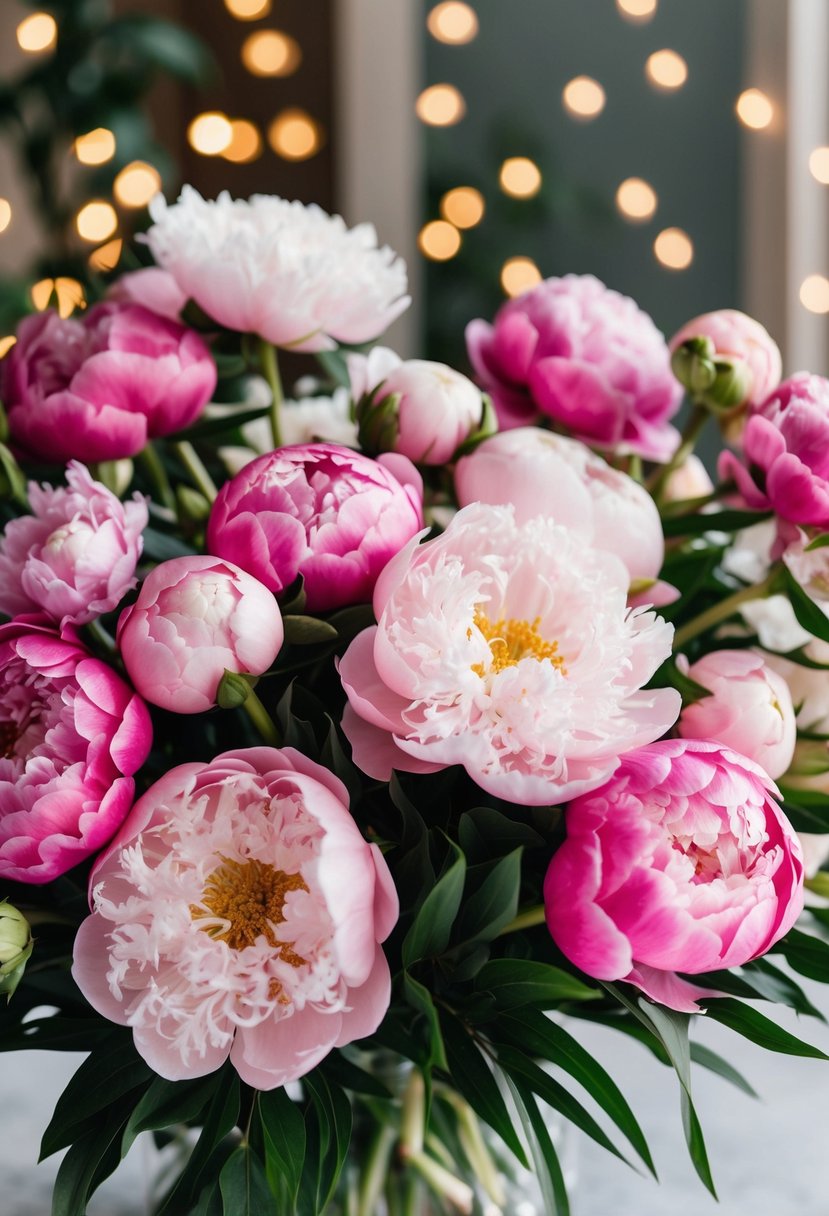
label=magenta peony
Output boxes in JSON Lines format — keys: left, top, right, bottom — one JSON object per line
{"left": 117, "top": 556, "right": 284, "bottom": 714}
{"left": 2, "top": 302, "right": 216, "bottom": 463}
{"left": 465, "top": 274, "right": 681, "bottom": 460}
{"left": 206, "top": 443, "right": 424, "bottom": 612}
{"left": 719, "top": 374, "right": 829, "bottom": 528}
{"left": 669, "top": 308, "right": 781, "bottom": 412}
{"left": 72, "top": 746, "right": 398, "bottom": 1088}
{"left": 0, "top": 618, "right": 152, "bottom": 883}
{"left": 544, "top": 739, "right": 804, "bottom": 1012}
{"left": 339, "top": 502, "right": 679, "bottom": 805}
{"left": 0, "top": 462, "right": 147, "bottom": 627}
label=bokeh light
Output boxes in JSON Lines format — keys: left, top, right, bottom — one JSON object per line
{"left": 616, "top": 0, "right": 657, "bottom": 21}
{"left": 646, "top": 50, "right": 688, "bottom": 90}
{"left": 0, "top": 337, "right": 16, "bottom": 359}
{"left": 501, "top": 257, "right": 542, "bottom": 297}
{"left": 427, "top": 3, "right": 479, "bottom": 45}
{"left": 16, "top": 13, "right": 56, "bottom": 53}
{"left": 74, "top": 128, "right": 116, "bottom": 166}
{"left": 113, "top": 162, "right": 161, "bottom": 209}
{"left": 736, "top": 89, "right": 774, "bottom": 130}
{"left": 809, "top": 147, "right": 829, "bottom": 184}
{"left": 562, "top": 76, "right": 606, "bottom": 120}
{"left": 499, "top": 157, "right": 542, "bottom": 199}
{"left": 440, "top": 186, "right": 485, "bottom": 229}
{"left": 654, "top": 227, "right": 694, "bottom": 270}
{"left": 88, "top": 239, "right": 123, "bottom": 273}
{"left": 800, "top": 275, "right": 829, "bottom": 314}
{"left": 188, "top": 112, "right": 233, "bottom": 156}
{"left": 223, "top": 119, "right": 263, "bottom": 164}
{"left": 241, "top": 30, "right": 301, "bottom": 77}
{"left": 0, "top": 199, "right": 11, "bottom": 234}
{"left": 415, "top": 84, "right": 466, "bottom": 127}
{"left": 419, "top": 220, "right": 461, "bottom": 261}
{"left": 76, "top": 201, "right": 118, "bottom": 243}
{"left": 31, "top": 277, "right": 85, "bottom": 318}
{"left": 616, "top": 177, "right": 658, "bottom": 222}
{"left": 267, "top": 109, "right": 323, "bottom": 161}
{"left": 224, "top": 0, "right": 271, "bottom": 18}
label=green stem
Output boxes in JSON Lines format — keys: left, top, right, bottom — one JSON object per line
{"left": 673, "top": 569, "right": 779, "bottom": 649}
{"left": 357, "top": 1124, "right": 398, "bottom": 1216}
{"left": 646, "top": 403, "right": 710, "bottom": 501}
{"left": 174, "top": 441, "right": 218, "bottom": 502}
{"left": 137, "top": 443, "right": 176, "bottom": 513}
{"left": 497, "top": 904, "right": 546, "bottom": 936}
{"left": 259, "top": 339, "right": 284, "bottom": 449}
{"left": 242, "top": 688, "right": 282, "bottom": 746}
{"left": 85, "top": 617, "right": 117, "bottom": 656}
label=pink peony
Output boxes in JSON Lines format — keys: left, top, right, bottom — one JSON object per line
{"left": 0, "top": 462, "right": 147, "bottom": 627}
{"left": 117, "top": 556, "right": 284, "bottom": 714}
{"left": 72, "top": 746, "right": 398, "bottom": 1088}
{"left": 719, "top": 374, "right": 829, "bottom": 528}
{"left": 106, "top": 267, "right": 187, "bottom": 321}
{"left": 455, "top": 428, "right": 664, "bottom": 583}
{"left": 0, "top": 618, "right": 152, "bottom": 884}
{"left": 669, "top": 309, "right": 781, "bottom": 411}
{"left": 544, "top": 739, "right": 804, "bottom": 1012}
{"left": 145, "top": 187, "right": 410, "bottom": 353}
{"left": 339, "top": 503, "right": 679, "bottom": 805}
{"left": 465, "top": 275, "right": 681, "bottom": 461}
{"left": 677, "top": 650, "right": 796, "bottom": 780}
{"left": 661, "top": 454, "right": 714, "bottom": 504}
{"left": 3, "top": 302, "right": 216, "bottom": 463}
{"left": 206, "top": 444, "right": 424, "bottom": 612}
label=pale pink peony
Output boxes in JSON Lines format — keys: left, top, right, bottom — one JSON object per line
{"left": 145, "top": 187, "right": 410, "bottom": 353}
{"left": 662, "top": 455, "right": 714, "bottom": 504}
{"left": 339, "top": 503, "right": 680, "bottom": 805}
{"left": 544, "top": 739, "right": 804, "bottom": 1012}
{"left": 0, "top": 618, "right": 152, "bottom": 884}
{"left": 669, "top": 309, "right": 781, "bottom": 411}
{"left": 117, "top": 556, "right": 284, "bottom": 714}
{"left": 0, "top": 462, "right": 147, "bottom": 627}
{"left": 455, "top": 428, "right": 664, "bottom": 583}
{"left": 106, "top": 267, "right": 187, "bottom": 321}
{"left": 719, "top": 374, "right": 829, "bottom": 528}
{"left": 72, "top": 746, "right": 398, "bottom": 1088}
{"left": 206, "top": 444, "right": 424, "bottom": 612}
{"left": 677, "top": 650, "right": 796, "bottom": 780}
{"left": 465, "top": 275, "right": 681, "bottom": 461}
{"left": 3, "top": 302, "right": 216, "bottom": 463}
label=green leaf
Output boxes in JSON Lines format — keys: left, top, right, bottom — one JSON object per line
{"left": 402, "top": 840, "right": 466, "bottom": 966}
{"left": 680, "top": 1089, "right": 716, "bottom": 1198}
{"left": 772, "top": 928, "right": 829, "bottom": 984}
{"left": 778, "top": 796, "right": 829, "bottom": 834}
{"left": 404, "top": 971, "right": 449, "bottom": 1071}
{"left": 781, "top": 567, "right": 829, "bottom": 644}
{"left": 704, "top": 997, "right": 829, "bottom": 1059}
{"left": 300, "top": 1073, "right": 352, "bottom": 1214}
{"left": 321, "top": 1053, "right": 392, "bottom": 1098}
{"left": 475, "top": 958, "right": 599, "bottom": 1009}
{"left": 105, "top": 15, "right": 215, "bottom": 82}
{"left": 156, "top": 1073, "right": 241, "bottom": 1215}
{"left": 122, "top": 1074, "right": 216, "bottom": 1154}
{"left": 689, "top": 1044, "right": 759, "bottom": 1098}
{"left": 454, "top": 849, "right": 523, "bottom": 944}
{"left": 142, "top": 526, "right": 197, "bottom": 561}
{"left": 506, "top": 1078, "right": 570, "bottom": 1216}
{"left": 282, "top": 615, "right": 339, "bottom": 646}
{"left": 219, "top": 1144, "right": 274, "bottom": 1215}
{"left": 805, "top": 533, "right": 829, "bottom": 551}
{"left": 458, "top": 806, "right": 545, "bottom": 863}
{"left": 740, "top": 957, "right": 827, "bottom": 1020}
{"left": 258, "top": 1087, "right": 306, "bottom": 1207}
{"left": 660, "top": 508, "right": 771, "bottom": 537}
{"left": 51, "top": 1117, "right": 129, "bottom": 1216}
{"left": 167, "top": 404, "right": 271, "bottom": 442}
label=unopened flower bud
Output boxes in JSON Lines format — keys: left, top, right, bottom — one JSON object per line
{"left": 355, "top": 391, "right": 401, "bottom": 456}
{"left": 216, "top": 668, "right": 256, "bottom": 709}
{"left": 176, "top": 484, "right": 211, "bottom": 525}
{"left": 671, "top": 337, "right": 717, "bottom": 396}
{"left": 94, "top": 459, "right": 135, "bottom": 498}
{"left": 0, "top": 901, "right": 33, "bottom": 999}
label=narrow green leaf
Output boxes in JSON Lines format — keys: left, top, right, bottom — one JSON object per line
{"left": 220, "top": 1144, "right": 274, "bottom": 1215}
{"left": 302, "top": 1073, "right": 352, "bottom": 1213}
{"left": 454, "top": 849, "right": 523, "bottom": 944}
{"left": 781, "top": 567, "right": 829, "bottom": 644}
{"left": 321, "top": 1053, "right": 393, "bottom": 1098}
{"left": 167, "top": 403, "right": 271, "bottom": 441}
{"left": 402, "top": 840, "right": 466, "bottom": 966}
{"left": 689, "top": 1044, "right": 759, "bottom": 1098}
{"left": 440, "top": 1013, "right": 528, "bottom": 1167}
{"left": 778, "top": 797, "right": 829, "bottom": 834}
{"left": 142, "top": 526, "right": 197, "bottom": 561}
{"left": 704, "top": 998, "right": 829, "bottom": 1059}
{"left": 458, "top": 806, "right": 545, "bottom": 862}
{"left": 680, "top": 1089, "right": 717, "bottom": 1198}
{"left": 772, "top": 927, "right": 829, "bottom": 985}
{"left": 258, "top": 1087, "right": 306, "bottom": 1206}
{"left": 475, "top": 959, "right": 599, "bottom": 1009}
{"left": 122, "top": 1074, "right": 216, "bottom": 1154}
{"left": 51, "top": 1115, "right": 128, "bottom": 1216}
{"left": 507, "top": 1078, "right": 570, "bottom": 1216}
{"left": 404, "top": 971, "right": 448, "bottom": 1071}
{"left": 156, "top": 1074, "right": 241, "bottom": 1215}
{"left": 660, "top": 507, "right": 771, "bottom": 537}
{"left": 282, "top": 615, "right": 339, "bottom": 646}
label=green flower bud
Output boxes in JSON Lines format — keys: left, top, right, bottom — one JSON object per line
{"left": 95, "top": 459, "right": 134, "bottom": 498}
{"left": 355, "top": 391, "right": 401, "bottom": 456}
{"left": 176, "top": 484, "right": 211, "bottom": 525}
{"left": 671, "top": 338, "right": 753, "bottom": 414}
{"left": 216, "top": 668, "right": 256, "bottom": 710}
{"left": 671, "top": 337, "right": 717, "bottom": 396}
{"left": 0, "top": 901, "right": 33, "bottom": 1000}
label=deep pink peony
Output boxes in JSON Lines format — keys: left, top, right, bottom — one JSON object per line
{"left": 206, "top": 444, "right": 424, "bottom": 612}
{"left": 466, "top": 275, "right": 681, "bottom": 460}
{"left": 339, "top": 503, "right": 679, "bottom": 805}
{"left": 117, "top": 555, "right": 284, "bottom": 714}
{"left": 72, "top": 747, "right": 398, "bottom": 1088}
{"left": 0, "top": 462, "right": 148, "bottom": 627}
{"left": 544, "top": 739, "right": 804, "bottom": 1012}
{"left": 0, "top": 618, "right": 152, "bottom": 884}
{"left": 719, "top": 374, "right": 829, "bottom": 528}
{"left": 669, "top": 309, "right": 781, "bottom": 411}
{"left": 2, "top": 302, "right": 216, "bottom": 463}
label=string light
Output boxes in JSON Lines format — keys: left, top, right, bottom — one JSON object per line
{"left": 224, "top": 0, "right": 271, "bottom": 18}
{"left": 800, "top": 275, "right": 829, "bottom": 314}
{"left": 0, "top": 199, "right": 10, "bottom": 234}
{"left": 427, "top": 3, "right": 479, "bottom": 45}
{"left": 654, "top": 227, "right": 693, "bottom": 270}
{"left": 241, "top": 30, "right": 301, "bottom": 77}
{"left": 113, "top": 162, "right": 161, "bottom": 209}
{"left": 415, "top": 84, "right": 466, "bottom": 127}
{"left": 0, "top": 337, "right": 16, "bottom": 359}
{"left": 31, "top": 277, "right": 85, "bottom": 318}
{"left": 616, "top": 0, "right": 657, "bottom": 21}
{"left": 419, "top": 220, "right": 461, "bottom": 261}
{"left": 440, "top": 187, "right": 485, "bottom": 228}
{"left": 501, "top": 257, "right": 542, "bottom": 297}
{"left": 267, "top": 109, "right": 323, "bottom": 161}
{"left": 223, "top": 119, "right": 263, "bottom": 163}
{"left": 88, "top": 239, "right": 123, "bottom": 272}
{"left": 16, "top": 13, "right": 57, "bottom": 53}
{"left": 616, "top": 178, "right": 657, "bottom": 222}
{"left": 74, "top": 128, "right": 116, "bottom": 166}
{"left": 188, "top": 112, "right": 234, "bottom": 156}
{"left": 646, "top": 50, "right": 688, "bottom": 91}
{"left": 499, "top": 157, "right": 542, "bottom": 199}
{"left": 76, "top": 201, "right": 118, "bottom": 243}
{"left": 562, "top": 77, "right": 606, "bottom": 120}
{"left": 736, "top": 89, "right": 774, "bottom": 130}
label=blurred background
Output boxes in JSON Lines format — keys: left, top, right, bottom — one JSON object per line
{"left": 1, "top": 0, "right": 828, "bottom": 372}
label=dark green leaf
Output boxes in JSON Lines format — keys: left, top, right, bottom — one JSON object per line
{"left": 454, "top": 849, "right": 523, "bottom": 944}
{"left": 404, "top": 971, "right": 448, "bottom": 1071}
{"left": 773, "top": 928, "right": 829, "bottom": 984}
{"left": 122, "top": 1074, "right": 216, "bottom": 1154}
{"left": 689, "top": 1044, "right": 759, "bottom": 1098}
{"left": 301, "top": 1073, "right": 352, "bottom": 1214}
{"left": 458, "top": 806, "right": 544, "bottom": 863}
{"left": 440, "top": 1013, "right": 528, "bottom": 1167}
{"left": 779, "top": 796, "right": 829, "bottom": 834}
{"left": 219, "top": 1144, "right": 274, "bottom": 1215}
{"left": 703, "top": 998, "right": 829, "bottom": 1059}
{"left": 507, "top": 1079, "right": 570, "bottom": 1216}
{"left": 402, "top": 840, "right": 466, "bottom": 966}
{"left": 680, "top": 1089, "right": 717, "bottom": 1198}
{"left": 167, "top": 404, "right": 271, "bottom": 441}
{"left": 322, "top": 1053, "right": 393, "bottom": 1098}
{"left": 282, "top": 615, "right": 339, "bottom": 646}
{"left": 475, "top": 958, "right": 599, "bottom": 1009}
{"left": 781, "top": 567, "right": 829, "bottom": 644}
{"left": 51, "top": 1118, "right": 128, "bottom": 1216}
{"left": 156, "top": 1073, "right": 241, "bottom": 1215}
{"left": 259, "top": 1088, "right": 305, "bottom": 1208}
{"left": 142, "top": 526, "right": 197, "bottom": 561}
{"left": 741, "top": 957, "right": 827, "bottom": 1019}
{"left": 660, "top": 508, "right": 771, "bottom": 537}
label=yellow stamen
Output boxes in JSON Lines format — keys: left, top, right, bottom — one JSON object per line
{"left": 192, "top": 857, "right": 307, "bottom": 963}
{"left": 470, "top": 609, "right": 566, "bottom": 678}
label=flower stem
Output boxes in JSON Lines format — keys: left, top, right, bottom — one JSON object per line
{"left": 673, "top": 569, "right": 779, "bottom": 649}
{"left": 646, "top": 403, "right": 709, "bottom": 501}
{"left": 137, "top": 443, "right": 176, "bottom": 513}
{"left": 497, "top": 904, "right": 547, "bottom": 936}
{"left": 85, "top": 617, "right": 117, "bottom": 656}
{"left": 242, "top": 687, "right": 282, "bottom": 746}
{"left": 174, "top": 441, "right": 218, "bottom": 502}
{"left": 357, "top": 1124, "right": 398, "bottom": 1216}
{"left": 259, "top": 339, "right": 284, "bottom": 450}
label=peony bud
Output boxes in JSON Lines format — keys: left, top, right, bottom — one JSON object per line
{"left": 0, "top": 901, "right": 33, "bottom": 1000}
{"left": 670, "top": 309, "right": 781, "bottom": 416}
{"left": 671, "top": 338, "right": 752, "bottom": 414}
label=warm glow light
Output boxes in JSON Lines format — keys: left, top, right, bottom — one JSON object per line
{"left": 562, "top": 76, "right": 606, "bottom": 120}
{"left": 654, "top": 227, "right": 694, "bottom": 270}
{"left": 616, "top": 177, "right": 658, "bottom": 221}
{"left": 0, "top": 336, "right": 16, "bottom": 359}
{"left": 188, "top": 112, "right": 233, "bottom": 156}
{"left": 267, "top": 109, "right": 323, "bottom": 161}
{"left": 418, "top": 220, "right": 461, "bottom": 261}
{"left": 440, "top": 186, "right": 485, "bottom": 229}
{"left": 224, "top": 0, "right": 271, "bottom": 18}
{"left": 501, "top": 256, "right": 542, "bottom": 297}
{"left": 0, "top": 199, "right": 10, "bottom": 234}
{"left": 16, "top": 12, "right": 57, "bottom": 53}
{"left": 241, "top": 30, "right": 301, "bottom": 77}
{"left": 415, "top": 84, "right": 466, "bottom": 127}
{"left": 76, "top": 201, "right": 118, "bottom": 243}
{"left": 223, "top": 119, "right": 263, "bottom": 163}
{"left": 499, "top": 157, "right": 542, "bottom": 199}
{"left": 88, "top": 238, "right": 123, "bottom": 272}
{"left": 616, "top": 0, "right": 657, "bottom": 21}
{"left": 809, "top": 147, "right": 829, "bottom": 184}
{"left": 427, "top": 2, "right": 479, "bottom": 45}
{"left": 113, "top": 162, "right": 161, "bottom": 208}
{"left": 31, "top": 277, "right": 85, "bottom": 318}
{"left": 736, "top": 89, "right": 774, "bottom": 130}
{"left": 800, "top": 275, "right": 829, "bottom": 314}
{"left": 646, "top": 49, "right": 688, "bottom": 90}
{"left": 74, "top": 128, "right": 116, "bottom": 166}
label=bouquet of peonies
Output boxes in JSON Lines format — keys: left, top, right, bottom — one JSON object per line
{"left": 2, "top": 187, "right": 829, "bottom": 1216}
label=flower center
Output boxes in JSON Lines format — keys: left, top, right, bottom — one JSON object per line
{"left": 471, "top": 609, "right": 566, "bottom": 678}
{"left": 192, "top": 857, "right": 308, "bottom": 962}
